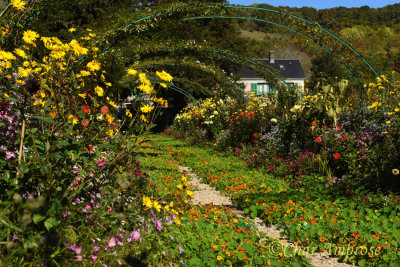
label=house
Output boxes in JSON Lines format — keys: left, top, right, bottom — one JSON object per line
{"left": 235, "top": 51, "right": 306, "bottom": 95}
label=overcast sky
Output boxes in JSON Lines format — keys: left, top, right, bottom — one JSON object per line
{"left": 228, "top": 0, "right": 400, "bottom": 9}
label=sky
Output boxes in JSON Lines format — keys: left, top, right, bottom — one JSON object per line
{"left": 227, "top": 0, "right": 400, "bottom": 9}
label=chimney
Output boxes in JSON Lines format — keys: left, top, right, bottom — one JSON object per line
{"left": 269, "top": 51, "right": 275, "bottom": 63}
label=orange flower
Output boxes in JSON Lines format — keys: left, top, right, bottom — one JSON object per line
{"left": 337, "top": 125, "right": 342, "bottom": 131}
{"left": 267, "top": 259, "right": 271, "bottom": 265}
{"left": 81, "top": 120, "right": 89, "bottom": 127}
{"left": 373, "top": 234, "right": 379, "bottom": 239}
{"left": 320, "top": 237, "right": 325, "bottom": 242}
{"left": 82, "top": 104, "right": 90, "bottom": 113}
{"left": 316, "top": 136, "right": 322, "bottom": 143}
{"left": 100, "top": 105, "right": 109, "bottom": 115}
{"left": 311, "top": 121, "right": 317, "bottom": 126}
{"left": 333, "top": 153, "right": 340, "bottom": 160}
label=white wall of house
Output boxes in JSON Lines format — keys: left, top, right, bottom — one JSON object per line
{"left": 240, "top": 78, "right": 305, "bottom": 95}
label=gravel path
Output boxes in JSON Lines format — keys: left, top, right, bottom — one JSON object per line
{"left": 178, "top": 166, "right": 355, "bottom": 267}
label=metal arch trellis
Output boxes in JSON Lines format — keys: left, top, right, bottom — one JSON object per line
{"left": 182, "top": 16, "right": 362, "bottom": 85}
{"left": 74, "top": 4, "right": 384, "bottom": 111}
{"left": 136, "top": 62, "right": 235, "bottom": 93}
{"left": 133, "top": 46, "right": 293, "bottom": 89}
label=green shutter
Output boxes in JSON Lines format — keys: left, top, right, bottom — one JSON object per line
{"left": 251, "top": 83, "right": 257, "bottom": 96}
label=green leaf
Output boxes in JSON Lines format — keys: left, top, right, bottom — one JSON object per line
{"left": 358, "top": 259, "right": 366, "bottom": 267}
{"left": 33, "top": 214, "right": 46, "bottom": 224}
{"left": 31, "top": 116, "right": 56, "bottom": 125}
{"left": 44, "top": 217, "right": 60, "bottom": 231}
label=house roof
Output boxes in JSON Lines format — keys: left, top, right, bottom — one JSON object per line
{"left": 234, "top": 59, "right": 306, "bottom": 80}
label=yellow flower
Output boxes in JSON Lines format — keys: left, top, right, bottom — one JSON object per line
{"left": 105, "top": 129, "right": 114, "bottom": 136}
{"left": 216, "top": 255, "right": 222, "bottom": 261}
{"left": 68, "top": 115, "right": 78, "bottom": 124}
{"left": 108, "top": 100, "right": 117, "bottom": 108}
{"left": 87, "top": 61, "right": 101, "bottom": 72}
{"left": 80, "top": 70, "right": 91, "bottom": 76}
{"left": 14, "top": 48, "right": 27, "bottom": 59}
{"left": 140, "top": 105, "right": 154, "bottom": 113}
{"left": 156, "top": 70, "right": 173, "bottom": 82}
{"left": 138, "top": 83, "right": 154, "bottom": 95}
{"left": 153, "top": 201, "right": 161, "bottom": 212}
{"left": 140, "top": 115, "right": 147, "bottom": 122}
{"left": 386, "top": 121, "right": 391, "bottom": 124}
{"left": 186, "top": 190, "right": 194, "bottom": 198}
{"left": 68, "top": 28, "right": 76, "bottom": 33}
{"left": 78, "top": 93, "right": 86, "bottom": 98}
{"left": 11, "top": 0, "right": 26, "bottom": 10}
{"left": 126, "top": 110, "right": 132, "bottom": 118}
{"left": 127, "top": 68, "right": 137, "bottom": 75}
{"left": 18, "top": 67, "right": 29, "bottom": 78}
{"left": 23, "top": 30, "right": 39, "bottom": 44}
{"left": 393, "top": 169, "right": 399, "bottom": 175}
{"left": 69, "top": 40, "right": 88, "bottom": 56}
{"left": 143, "top": 196, "right": 152, "bottom": 208}
{"left": 138, "top": 73, "right": 149, "bottom": 84}
{"left": 94, "top": 86, "right": 104, "bottom": 97}
{"left": 160, "top": 83, "right": 167, "bottom": 88}
{"left": 174, "top": 219, "right": 181, "bottom": 225}
{"left": 177, "top": 184, "right": 183, "bottom": 190}
{"left": 0, "top": 51, "right": 16, "bottom": 61}
{"left": 33, "top": 99, "right": 45, "bottom": 107}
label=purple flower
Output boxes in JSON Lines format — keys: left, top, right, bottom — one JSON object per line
{"left": 75, "top": 246, "right": 82, "bottom": 254}
{"left": 130, "top": 231, "right": 141, "bottom": 240}
{"left": 155, "top": 220, "right": 162, "bottom": 232}
{"left": 91, "top": 254, "right": 98, "bottom": 260}
{"left": 13, "top": 234, "right": 18, "bottom": 241}
{"left": 362, "top": 195, "right": 367, "bottom": 200}
{"left": 93, "top": 246, "right": 100, "bottom": 252}
{"left": 177, "top": 244, "right": 184, "bottom": 254}
{"left": 73, "top": 165, "right": 79, "bottom": 174}
{"left": 172, "top": 213, "right": 176, "bottom": 220}
{"left": 63, "top": 210, "right": 68, "bottom": 218}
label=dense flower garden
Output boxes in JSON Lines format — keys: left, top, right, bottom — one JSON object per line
{"left": 1, "top": 0, "right": 400, "bottom": 266}
{"left": 169, "top": 77, "right": 400, "bottom": 266}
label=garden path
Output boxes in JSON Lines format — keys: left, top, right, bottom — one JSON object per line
{"left": 178, "top": 166, "right": 354, "bottom": 267}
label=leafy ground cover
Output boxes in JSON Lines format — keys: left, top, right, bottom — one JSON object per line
{"left": 136, "top": 137, "right": 312, "bottom": 266}
{"left": 156, "top": 134, "right": 400, "bottom": 266}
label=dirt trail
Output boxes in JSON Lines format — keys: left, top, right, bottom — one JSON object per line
{"left": 178, "top": 166, "right": 354, "bottom": 267}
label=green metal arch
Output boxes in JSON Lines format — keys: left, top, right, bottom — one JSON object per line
{"left": 133, "top": 46, "right": 293, "bottom": 89}
{"left": 136, "top": 62, "right": 235, "bottom": 90}
{"left": 213, "top": 5, "right": 380, "bottom": 78}
{"left": 182, "top": 15, "right": 361, "bottom": 85}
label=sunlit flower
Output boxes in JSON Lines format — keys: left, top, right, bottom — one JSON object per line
{"left": 140, "top": 105, "right": 153, "bottom": 113}
{"left": 94, "top": 86, "right": 104, "bottom": 97}
{"left": 68, "top": 28, "right": 77, "bottom": 33}
{"left": 14, "top": 48, "right": 27, "bottom": 59}
{"left": 127, "top": 68, "right": 137, "bottom": 75}
{"left": 156, "top": 70, "right": 173, "bottom": 82}
{"left": 11, "top": 0, "right": 26, "bottom": 10}
{"left": 23, "top": 30, "right": 39, "bottom": 44}
{"left": 69, "top": 40, "right": 88, "bottom": 56}
{"left": 393, "top": 169, "right": 399, "bottom": 175}
{"left": 87, "top": 61, "right": 101, "bottom": 72}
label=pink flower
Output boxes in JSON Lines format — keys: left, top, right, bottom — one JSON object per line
{"left": 93, "top": 246, "right": 99, "bottom": 252}
{"left": 130, "top": 231, "right": 141, "bottom": 240}
{"left": 97, "top": 159, "right": 106, "bottom": 167}
{"left": 73, "top": 165, "right": 79, "bottom": 174}
{"left": 108, "top": 237, "right": 116, "bottom": 247}
{"left": 91, "top": 254, "right": 97, "bottom": 260}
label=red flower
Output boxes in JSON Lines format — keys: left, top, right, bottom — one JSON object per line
{"left": 253, "top": 132, "right": 258, "bottom": 137}
{"left": 320, "top": 237, "right": 325, "bottom": 242}
{"left": 336, "top": 126, "right": 342, "bottom": 131}
{"left": 323, "top": 125, "right": 328, "bottom": 130}
{"left": 341, "top": 135, "right": 347, "bottom": 140}
{"left": 100, "top": 106, "right": 109, "bottom": 115}
{"left": 311, "top": 121, "right": 317, "bottom": 126}
{"left": 81, "top": 120, "right": 89, "bottom": 127}
{"left": 82, "top": 104, "right": 90, "bottom": 113}
{"left": 333, "top": 153, "right": 340, "bottom": 160}
{"left": 316, "top": 137, "right": 322, "bottom": 143}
